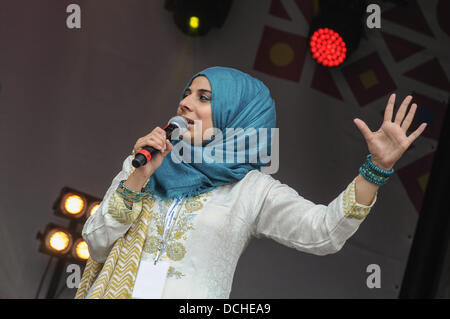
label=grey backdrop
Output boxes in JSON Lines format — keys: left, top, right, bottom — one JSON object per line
{"left": 0, "top": 0, "right": 448, "bottom": 298}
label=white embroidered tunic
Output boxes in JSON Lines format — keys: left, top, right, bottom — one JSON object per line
{"left": 81, "top": 155, "right": 377, "bottom": 298}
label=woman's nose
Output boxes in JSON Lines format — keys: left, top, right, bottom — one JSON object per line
{"left": 179, "top": 99, "right": 193, "bottom": 112}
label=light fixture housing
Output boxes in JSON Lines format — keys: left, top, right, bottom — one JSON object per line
{"left": 53, "top": 187, "right": 101, "bottom": 220}
{"left": 308, "top": 0, "right": 365, "bottom": 67}
{"left": 164, "top": 0, "right": 233, "bottom": 37}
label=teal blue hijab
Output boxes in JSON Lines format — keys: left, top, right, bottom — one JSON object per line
{"left": 144, "top": 66, "right": 276, "bottom": 200}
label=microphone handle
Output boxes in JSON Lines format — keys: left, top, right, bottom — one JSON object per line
{"left": 131, "top": 146, "right": 159, "bottom": 169}
{"left": 131, "top": 123, "right": 180, "bottom": 168}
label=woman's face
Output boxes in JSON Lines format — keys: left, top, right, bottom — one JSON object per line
{"left": 176, "top": 75, "right": 214, "bottom": 144}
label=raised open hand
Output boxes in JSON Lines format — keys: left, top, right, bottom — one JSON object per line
{"left": 353, "top": 94, "right": 427, "bottom": 170}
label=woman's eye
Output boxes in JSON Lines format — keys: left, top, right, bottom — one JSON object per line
{"left": 182, "top": 92, "right": 210, "bottom": 101}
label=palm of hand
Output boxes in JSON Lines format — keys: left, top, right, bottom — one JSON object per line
{"left": 353, "top": 94, "right": 427, "bottom": 170}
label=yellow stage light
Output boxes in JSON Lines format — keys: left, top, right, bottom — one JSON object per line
{"left": 64, "top": 194, "right": 85, "bottom": 215}
{"left": 49, "top": 231, "right": 70, "bottom": 251}
{"left": 88, "top": 202, "right": 100, "bottom": 216}
{"left": 165, "top": 0, "right": 233, "bottom": 37}
{"left": 189, "top": 16, "right": 199, "bottom": 29}
{"left": 43, "top": 228, "right": 73, "bottom": 255}
{"left": 58, "top": 192, "right": 86, "bottom": 219}
{"left": 54, "top": 187, "right": 101, "bottom": 220}
{"left": 74, "top": 239, "right": 90, "bottom": 260}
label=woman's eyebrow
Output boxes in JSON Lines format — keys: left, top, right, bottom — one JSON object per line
{"left": 186, "top": 88, "right": 212, "bottom": 94}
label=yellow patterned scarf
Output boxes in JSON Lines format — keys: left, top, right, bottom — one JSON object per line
{"left": 75, "top": 198, "right": 154, "bottom": 299}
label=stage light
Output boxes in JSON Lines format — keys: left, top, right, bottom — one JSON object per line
{"left": 36, "top": 187, "right": 101, "bottom": 298}
{"left": 38, "top": 224, "right": 73, "bottom": 256}
{"left": 38, "top": 187, "right": 101, "bottom": 257}
{"left": 53, "top": 187, "right": 102, "bottom": 220}
{"left": 49, "top": 231, "right": 70, "bottom": 252}
{"left": 64, "top": 194, "right": 85, "bottom": 216}
{"left": 189, "top": 16, "right": 199, "bottom": 30}
{"left": 164, "top": 0, "right": 233, "bottom": 37}
{"left": 56, "top": 191, "right": 86, "bottom": 219}
{"left": 72, "top": 238, "right": 89, "bottom": 261}
{"left": 308, "top": 0, "right": 365, "bottom": 67}
{"left": 310, "top": 28, "right": 346, "bottom": 67}
{"left": 88, "top": 202, "right": 100, "bottom": 217}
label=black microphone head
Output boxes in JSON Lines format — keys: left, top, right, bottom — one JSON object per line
{"left": 168, "top": 116, "right": 188, "bottom": 129}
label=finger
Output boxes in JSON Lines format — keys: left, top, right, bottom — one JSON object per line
{"left": 147, "top": 136, "right": 166, "bottom": 151}
{"left": 167, "top": 140, "right": 173, "bottom": 151}
{"left": 353, "top": 118, "right": 373, "bottom": 142}
{"left": 401, "top": 103, "right": 417, "bottom": 133}
{"left": 394, "top": 95, "right": 413, "bottom": 125}
{"left": 407, "top": 122, "right": 427, "bottom": 145}
{"left": 136, "top": 136, "right": 165, "bottom": 152}
{"left": 149, "top": 132, "right": 166, "bottom": 146}
{"left": 134, "top": 147, "right": 143, "bottom": 155}
{"left": 153, "top": 127, "right": 167, "bottom": 139}
{"left": 162, "top": 140, "right": 172, "bottom": 156}
{"left": 147, "top": 131, "right": 164, "bottom": 142}
{"left": 384, "top": 93, "right": 396, "bottom": 122}
{"left": 134, "top": 137, "right": 145, "bottom": 152}
{"left": 134, "top": 143, "right": 144, "bottom": 153}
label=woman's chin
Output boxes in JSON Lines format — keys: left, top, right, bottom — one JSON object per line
{"left": 180, "top": 128, "right": 213, "bottom": 146}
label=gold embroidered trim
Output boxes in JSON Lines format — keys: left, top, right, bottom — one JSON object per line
{"left": 140, "top": 190, "right": 213, "bottom": 279}
{"left": 167, "top": 266, "right": 185, "bottom": 279}
{"left": 342, "top": 176, "right": 377, "bottom": 220}
{"left": 108, "top": 191, "right": 143, "bottom": 225}
{"left": 147, "top": 191, "right": 212, "bottom": 262}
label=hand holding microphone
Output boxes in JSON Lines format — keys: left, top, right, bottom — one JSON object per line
{"left": 131, "top": 116, "right": 188, "bottom": 179}
{"left": 131, "top": 127, "right": 172, "bottom": 179}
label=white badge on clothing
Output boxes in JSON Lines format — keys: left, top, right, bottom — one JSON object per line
{"left": 131, "top": 259, "right": 170, "bottom": 299}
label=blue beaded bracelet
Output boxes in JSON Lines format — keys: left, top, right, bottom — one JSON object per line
{"left": 117, "top": 180, "right": 147, "bottom": 202}
{"left": 366, "top": 154, "right": 394, "bottom": 176}
{"left": 359, "top": 154, "right": 394, "bottom": 186}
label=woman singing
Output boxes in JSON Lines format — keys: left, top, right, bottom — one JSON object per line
{"left": 75, "top": 66, "right": 427, "bottom": 299}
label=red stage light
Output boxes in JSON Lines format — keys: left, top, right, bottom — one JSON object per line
{"left": 309, "top": 28, "right": 347, "bottom": 67}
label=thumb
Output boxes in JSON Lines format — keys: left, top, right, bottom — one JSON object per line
{"left": 161, "top": 140, "right": 173, "bottom": 157}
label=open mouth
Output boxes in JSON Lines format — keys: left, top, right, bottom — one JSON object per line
{"left": 183, "top": 116, "right": 195, "bottom": 124}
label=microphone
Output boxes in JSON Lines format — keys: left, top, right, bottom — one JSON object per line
{"left": 132, "top": 116, "right": 188, "bottom": 168}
